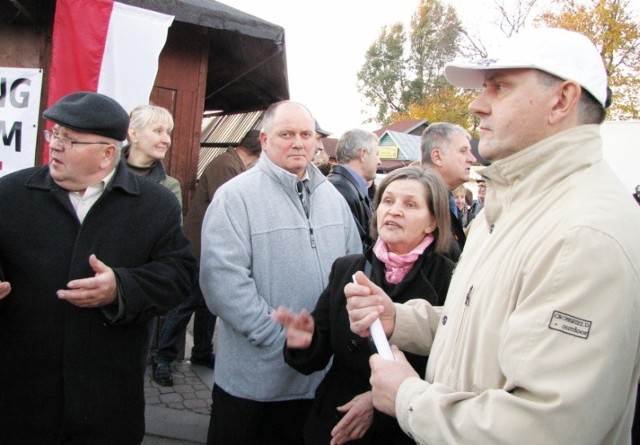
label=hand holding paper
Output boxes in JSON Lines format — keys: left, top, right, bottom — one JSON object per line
{"left": 352, "top": 274, "right": 394, "bottom": 360}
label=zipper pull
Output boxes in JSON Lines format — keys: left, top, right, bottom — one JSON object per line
{"left": 310, "top": 228, "right": 316, "bottom": 248}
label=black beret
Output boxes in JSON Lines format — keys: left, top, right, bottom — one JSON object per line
{"left": 43, "top": 91, "right": 129, "bottom": 141}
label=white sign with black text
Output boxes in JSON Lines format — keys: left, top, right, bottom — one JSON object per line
{"left": 0, "top": 67, "right": 43, "bottom": 178}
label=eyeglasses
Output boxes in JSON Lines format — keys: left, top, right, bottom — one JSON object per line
{"left": 44, "top": 130, "right": 111, "bottom": 150}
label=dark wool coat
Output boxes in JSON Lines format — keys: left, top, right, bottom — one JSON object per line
{"left": 284, "top": 246, "right": 455, "bottom": 445}
{"left": 448, "top": 208, "right": 467, "bottom": 262}
{"left": 0, "top": 163, "right": 196, "bottom": 444}
{"left": 327, "top": 164, "right": 374, "bottom": 250}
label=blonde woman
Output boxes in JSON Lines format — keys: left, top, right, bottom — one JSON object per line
{"left": 125, "top": 104, "right": 184, "bottom": 386}
{"left": 124, "top": 104, "right": 182, "bottom": 206}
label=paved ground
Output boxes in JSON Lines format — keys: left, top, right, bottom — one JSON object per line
{"left": 143, "top": 322, "right": 213, "bottom": 444}
{"left": 142, "top": 434, "right": 202, "bottom": 445}
{"left": 144, "top": 361, "right": 212, "bottom": 416}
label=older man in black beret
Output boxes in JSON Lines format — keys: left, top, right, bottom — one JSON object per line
{"left": 0, "top": 91, "right": 196, "bottom": 443}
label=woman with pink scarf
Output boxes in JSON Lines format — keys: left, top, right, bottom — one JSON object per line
{"left": 274, "top": 166, "right": 455, "bottom": 445}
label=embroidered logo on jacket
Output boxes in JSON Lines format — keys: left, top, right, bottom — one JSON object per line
{"left": 548, "top": 311, "right": 591, "bottom": 339}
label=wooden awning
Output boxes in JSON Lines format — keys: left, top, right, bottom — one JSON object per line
{"left": 1, "top": 0, "right": 290, "bottom": 114}
{"left": 118, "top": 0, "right": 290, "bottom": 113}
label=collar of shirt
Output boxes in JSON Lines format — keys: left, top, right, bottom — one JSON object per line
{"left": 342, "top": 165, "right": 369, "bottom": 197}
{"left": 449, "top": 192, "right": 459, "bottom": 219}
{"left": 68, "top": 168, "right": 116, "bottom": 223}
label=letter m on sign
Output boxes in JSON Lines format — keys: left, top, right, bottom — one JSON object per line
{"left": 1, "top": 121, "right": 22, "bottom": 153}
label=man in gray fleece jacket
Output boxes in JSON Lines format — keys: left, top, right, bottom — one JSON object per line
{"left": 201, "top": 101, "right": 362, "bottom": 445}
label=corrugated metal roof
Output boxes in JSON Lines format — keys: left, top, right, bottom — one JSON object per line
{"left": 201, "top": 111, "right": 264, "bottom": 146}
{"left": 197, "top": 111, "right": 265, "bottom": 179}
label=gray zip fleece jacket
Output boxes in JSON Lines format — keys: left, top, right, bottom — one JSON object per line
{"left": 200, "top": 153, "right": 361, "bottom": 401}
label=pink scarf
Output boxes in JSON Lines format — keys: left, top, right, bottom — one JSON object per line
{"left": 373, "top": 235, "right": 434, "bottom": 284}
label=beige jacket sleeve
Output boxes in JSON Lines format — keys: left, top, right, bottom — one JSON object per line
{"left": 393, "top": 228, "right": 640, "bottom": 445}
{"left": 390, "top": 299, "right": 442, "bottom": 356}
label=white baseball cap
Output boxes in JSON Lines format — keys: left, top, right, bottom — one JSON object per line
{"left": 444, "top": 28, "right": 608, "bottom": 107}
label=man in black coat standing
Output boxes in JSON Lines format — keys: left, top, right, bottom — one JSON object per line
{"left": 328, "top": 128, "right": 381, "bottom": 250}
{"left": 0, "top": 92, "right": 196, "bottom": 444}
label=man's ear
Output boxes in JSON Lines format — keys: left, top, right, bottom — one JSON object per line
{"left": 431, "top": 148, "right": 443, "bottom": 166}
{"left": 258, "top": 131, "right": 267, "bottom": 150}
{"left": 358, "top": 148, "right": 367, "bottom": 163}
{"left": 549, "top": 80, "right": 581, "bottom": 125}
{"left": 100, "top": 145, "right": 117, "bottom": 168}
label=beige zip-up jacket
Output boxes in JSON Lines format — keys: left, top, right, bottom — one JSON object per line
{"left": 390, "top": 125, "right": 640, "bottom": 444}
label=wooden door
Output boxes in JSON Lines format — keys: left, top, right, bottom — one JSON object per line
{"left": 151, "top": 22, "right": 209, "bottom": 214}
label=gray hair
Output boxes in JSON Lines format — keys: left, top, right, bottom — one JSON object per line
{"left": 535, "top": 70, "right": 605, "bottom": 125}
{"left": 112, "top": 140, "right": 123, "bottom": 163}
{"left": 420, "top": 122, "right": 471, "bottom": 166}
{"left": 336, "top": 128, "right": 379, "bottom": 164}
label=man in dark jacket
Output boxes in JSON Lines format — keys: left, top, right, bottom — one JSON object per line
{"left": 328, "top": 128, "right": 381, "bottom": 250}
{"left": 468, "top": 178, "right": 486, "bottom": 224}
{"left": 152, "top": 129, "right": 262, "bottom": 385}
{"left": 0, "top": 92, "right": 196, "bottom": 443}
{"left": 420, "top": 122, "right": 476, "bottom": 261}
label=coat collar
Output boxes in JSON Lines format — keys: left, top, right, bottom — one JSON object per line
{"left": 479, "top": 125, "right": 603, "bottom": 225}
{"left": 330, "top": 164, "right": 369, "bottom": 199}
{"left": 25, "top": 161, "right": 141, "bottom": 196}
{"left": 121, "top": 145, "right": 168, "bottom": 182}
{"left": 256, "top": 151, "right": 327, "bottom": 193}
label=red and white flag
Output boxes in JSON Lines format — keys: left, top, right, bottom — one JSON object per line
{"left": 45, "top": 0, "right": 173, "bottom": 161}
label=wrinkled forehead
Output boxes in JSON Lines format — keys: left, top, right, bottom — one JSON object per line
{"left": 275, "top": 102, "right": 313, "bottom": 125}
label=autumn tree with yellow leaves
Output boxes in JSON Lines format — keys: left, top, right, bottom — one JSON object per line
{"left": 390, "top": 86, "right": 478, "bottom": 132}
{"left": 536, "top": 0, "right": 640, "bottom": 119}
{"left": 357, "top": 0, "right": 463, "bottom": 126}
{"left": 359, "top": 0, "right": 639, "bottom": 127}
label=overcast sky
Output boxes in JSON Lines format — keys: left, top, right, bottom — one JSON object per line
{"left": 218, "top": 0, "right": 636, "bottom": 137}
{"left": 218, "top": 0, "right": 473, "bottom": 136}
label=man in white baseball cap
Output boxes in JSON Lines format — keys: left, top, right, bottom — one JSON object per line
{"left": 346, "top": 27, "right": 640, "bottom": 444}
{"left": 444, "top": 27, "right": 610, "bottom": 108}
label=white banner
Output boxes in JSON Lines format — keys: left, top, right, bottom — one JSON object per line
{"left": 97, "top": 2, "right": 174, "bottom": 115}
{"left": 0, "top": 67, "right": 43, "bottom": 178}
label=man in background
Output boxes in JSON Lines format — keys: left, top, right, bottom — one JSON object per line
{"left": 328, "top": 128, "right": 381, "bottom": 250}
{"left": 152, "top": 129, "right": 262, "bottom": 385}
{"left": 200, "top": 101, "right": 361, "bottom": 444}
{"left": 468, "top": 178, "right": 486, "bottom": 224}
{"left": 313, "top": 120, "right": 332, "bottom": 176}
{"left": 420, "top": 122, "right": 476, "bottom": 260}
